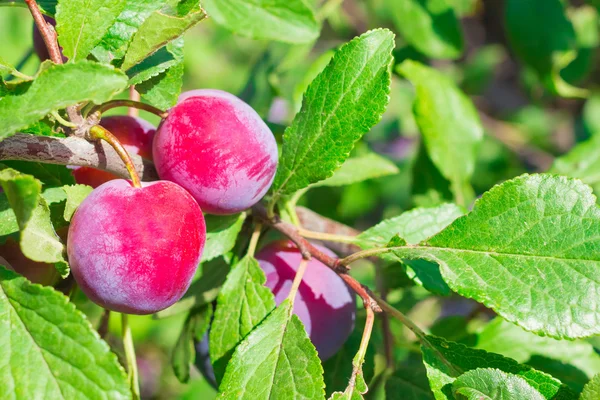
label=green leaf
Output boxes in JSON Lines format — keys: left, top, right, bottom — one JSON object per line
{"left": 0, "top": 192, "right": 18, "bottom": 237}
{"left": 560, "top": 6, "right": 599, "bottom": 85}
{"left": 580, "top": 374, "right": 600, "bottom": 400}
{"left": 172, "top": 305, "right": 213, "bottom": 383}
{"left": 0, "top": 266, "right": 130, "bottom": 399}
{"left": 21, "top": 196, "right": 69, "bottom": 277}
{"left": 358, "top": 204, "right": 463, "bottom": 295}
{"left": 398, "top": 60, "right": 483, "bottom": 206}
{"left": 127, "top": 37, "right": 183, "bottom": 86}
{"left": 155, "top": 257, "right": 230, "bottom": 319}
{"left": 271, "top": 29, "right": 394, "bottom": 200}
{"left": 217, "top": 300, "right": 325, "bottom": 400}
{"left": 385, "top": 361, "right": 435, "bottom": 400}
{"left": 391, "top": 0, "right": 463, "bottom": 59}
{"left": 62, "top": 184, "right": 93, "bottom": 222}
{"left": 203, "top": 0, "right": 320, "bottom": 43}
{"left": 358, "top": 204, "right": 464, "bottom": 247}
{"left": 3, "top": 0, "right": 58, "bottom": 16}
{"left": 505, "top": 0, "right": 587, "bottom": 98}
{"left": 202, "top": 213, "right": 246, "bottom": 263}
{"left": 0, "top": 57, "right": 32, "bottom": 81}
{"left": 0, "top": 61, "right": 128, "bottom": 139}
{"left": 120, "top": 5, "right": 206, "bottom": 71}
{"left": 324, "top": 330, "right": 374, "bottom": 397}
{"left": 390, "top": 174, "right": 600, "bottom": 339}
{"left": 550, "top": 134, "right": 600, "bottom": 189}
{"left": 0, "top": 168, "right": 41, "bottom": 229}
{"left": 476, "top": 318, "right": 600, "bottom": 381}
{"left": 452, "top": 368, "right": 546, "bottom": 400}
{"left": 311, "top": 153, "right": 399, "bottom": 188}
{"left": 421, "top": 335, "right": 575, "bottom": 400}
{"left": 137, "top": 60, "right": 183, "bottom": 109}
{"left": 55, "top": 0, "right": 127, "bottom": 61}
{"left": 2, "top": 161, "right": 75, "bottom": 187}
{"left": 91, "top": 0, "right": 167, "bottom": 63}
{"left": 209, "top": 256, "right": 276, "bottom": 383}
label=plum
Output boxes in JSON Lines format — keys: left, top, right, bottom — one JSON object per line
{"left": 256, "top": 240, "right": 356, "bottom": 361}
{"left": 153, "top": 89, "right": 278, "bottom": 215}
{"left": 72, "top": 116, "right": 156, "bottom": 188}
{"left": 193, "top": 240, "right": 356, "bottom": 385}
{"left": 0, "top": 238, "right": 60, "bottom": 285}
{"left": 32, "top": 16, "right": 67, "bottom": 62}
{"left": 67, "top": 179, "right": 205, "bottom": 314}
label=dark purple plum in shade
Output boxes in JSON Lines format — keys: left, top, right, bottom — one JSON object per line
{"left": 152, "top": 89, "right": 278, "bottom": 215}
{"left": 256, "top": 240, "right": 357, "bottom": 361}
{"left": 32, "top": 16, "right": 67, "bottom": 62}
{"left": 194, "top": 241, "right": 356, "bottom": 386}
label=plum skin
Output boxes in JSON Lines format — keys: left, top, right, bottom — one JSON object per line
{"left": 153, "top": 89, "right": 278, "bottom": 215}
{"left": 194, "top": 240, "right": 356, "bottom": 385}
{"left": 72, "top": 116, "right": 156, "bottom": 188}
{"left": 67, "top": 179, "right": 206, "bottom": 314}
{"left": 256, "top": 240, "right": 356, "bottom": 361}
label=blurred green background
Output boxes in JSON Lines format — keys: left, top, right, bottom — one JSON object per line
{"left": 3, "top": 0, "right": 600, "bottom": 398}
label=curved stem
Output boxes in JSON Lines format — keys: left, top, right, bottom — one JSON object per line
{"left": 297, "top": 228, "right": 358, "bottom": 244}
{"left": 51, "top": 111, "right": 77, "bottom": 128}
{"left": 89, "top": 125, "right": 142, "bottom": 188}
{"left": 339, "top": 247, "right": 398, "bottom": 266}
{"left": 128, "top": 86, "right": 140, "bottom": 117}
{"left": 24, "top": 0, "right": 62, "bottom": 64}
{"left": 121, "top": 314, "right": 140, "bottom": 399}
{"left": 287, "top": 259, "right": 309, "bottom": 303}
{"left": 247, "top": 223, "right": 262, "bottom": 257}
{"left": 90, "top": 100, "right": 168, "bottom": 119}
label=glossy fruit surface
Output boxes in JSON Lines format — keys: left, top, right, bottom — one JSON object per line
{"left": 67, "top": 179, "right": 205, "bottom": 314}
{"left": 72, "top": 116, "right": 156, "bottom": 188}
{"left": 0, "top": 238, "right": 60, "bottom": 285}
{"left": 153, "top": 89, "right": 278, "bottom": 215}
{"left": 256, "top": 240, "right": 356, "bottom": 361}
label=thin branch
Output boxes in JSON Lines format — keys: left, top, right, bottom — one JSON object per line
{"left": 24, "top": 0, "right": 62, "bottom": 64}
{"left": 89, "top": 100, "right": 168, "bottom": 119}
{"left": 252, "top": 203, "right": 381, "bottom": 312}
{"left": 128, "top": 86, "right": 141, "bottom": 118}
{"left": 0, "top": 133, "right": 158, "bottom": 181}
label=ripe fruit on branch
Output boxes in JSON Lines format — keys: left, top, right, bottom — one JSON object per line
{"left": 256, "top": 240, "right": 356, "bottom": 361}
{"left": 67, "top": 179, "right": 206, "bottom": 314}
{"left": 32, "top": 16, "right": 67, "bottom": 62}
{"left": 72, "top": 116, "right": 156, "bottom": 188}
{"left": 0, "top": 238, "right": 60, "bottom": 286}
{"left": 153, "top": 89, "right": 278, "bottom": 215}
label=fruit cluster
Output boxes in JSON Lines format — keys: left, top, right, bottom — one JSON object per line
{"left": 0, "top": 23, "right": 357, "bottom": 367}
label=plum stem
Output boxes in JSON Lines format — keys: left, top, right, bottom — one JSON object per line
{"left": 89, "top": 125, "right": 142, "bottom": 188}
{"left": 122, "top": 314, "right": 141, "bottom": 399}
{"left": 287, "top": 259, "right": 309, "bottom": 303}
{"left": 24, "top": 0, "right": 62, "bottom": 64}
{"left": 297, "top": 228, "right": 358, "bottom": 244}
{"left": 247, "top": 223, "right": 262, "bottom": 257}
{"left": 90, "top": 100, "right": 169, "bottom": 119}
{"left": 339, "top": 306, "right": 375, "bottom": 396}
{"left": 128, "top": 86, "right": 140, "bottom": 117}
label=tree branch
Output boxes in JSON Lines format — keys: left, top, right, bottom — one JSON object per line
{"left": 252, "top": 203, "right": 382, "bottom": 312}
{"left": 25, "top": 0, "right": 62, "bottom": 64}
{"left": 0, "top": 133, "right": 158, "bottom": 181}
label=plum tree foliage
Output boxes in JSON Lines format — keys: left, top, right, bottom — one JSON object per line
{"left": 2, "top": 0, "right": 600, "bottom": 399}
